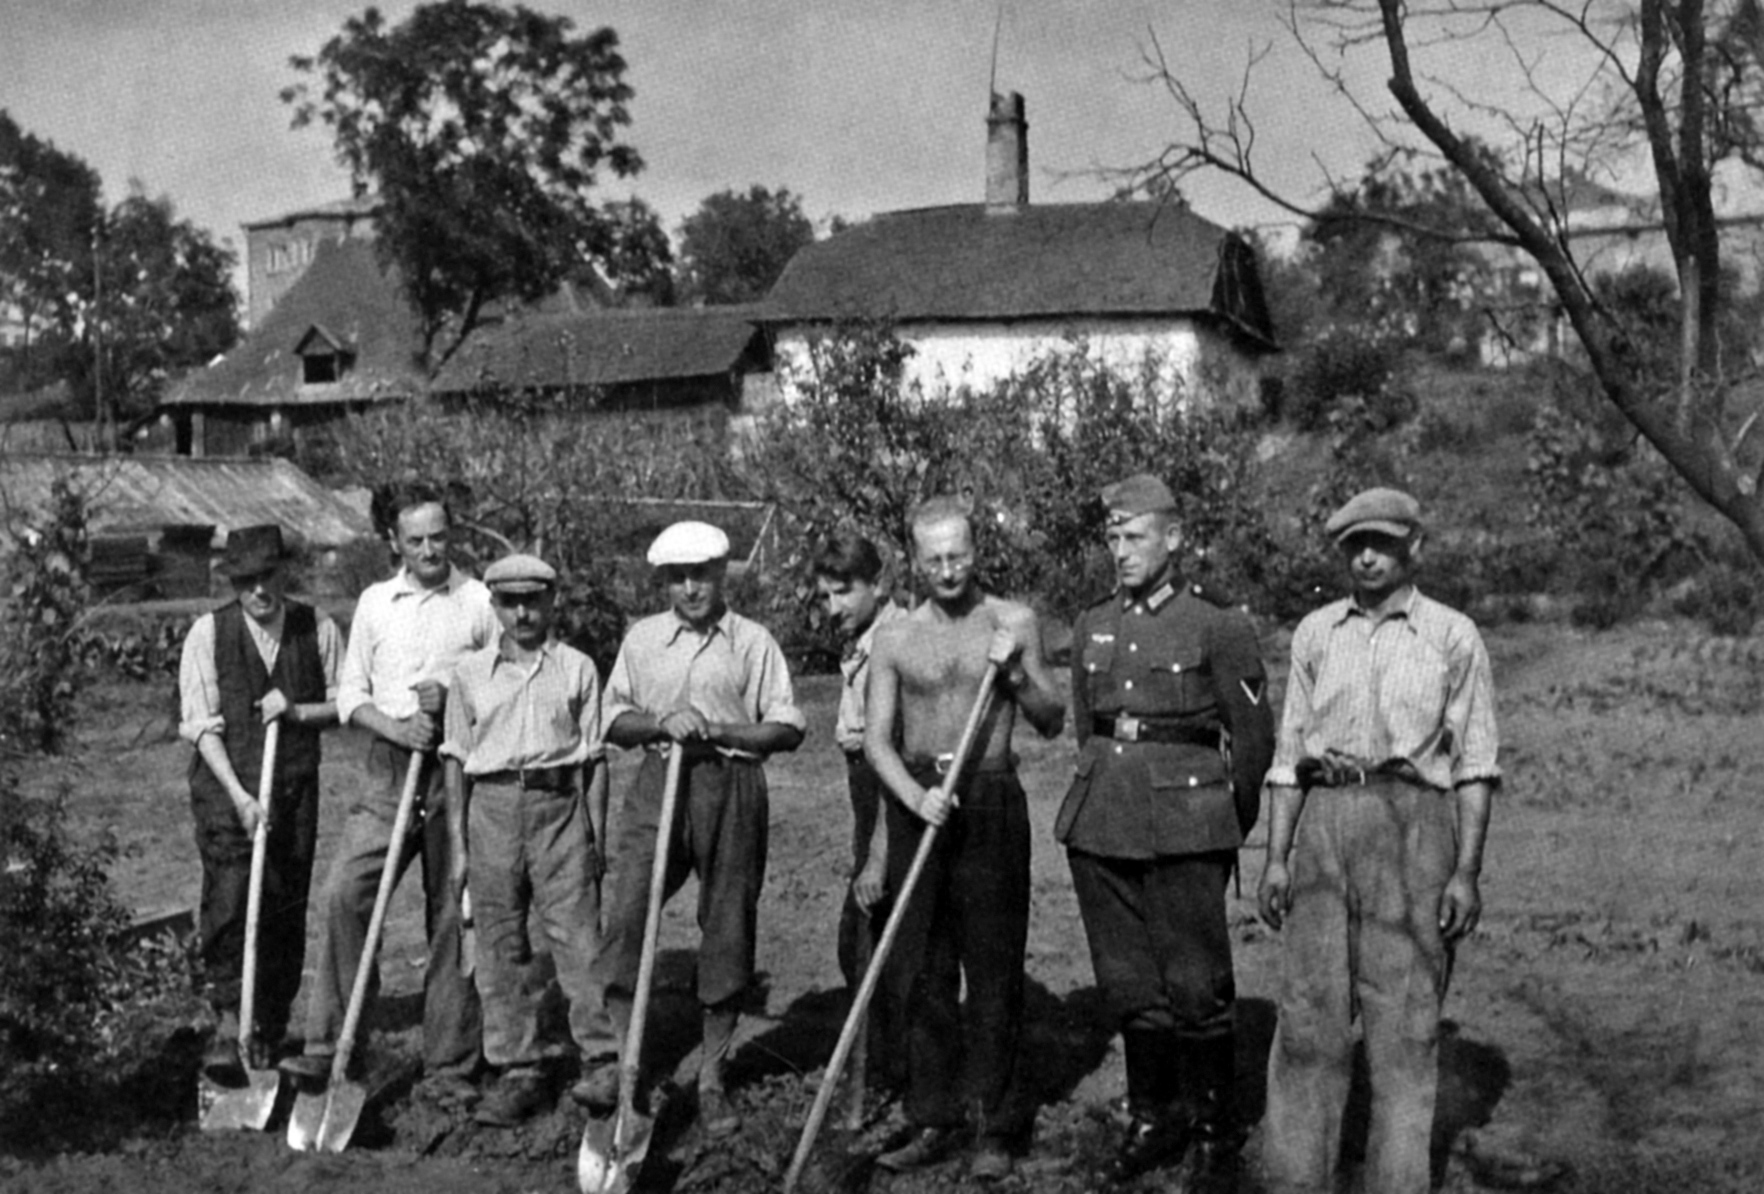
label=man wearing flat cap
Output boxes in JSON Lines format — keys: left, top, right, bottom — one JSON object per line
{"left": 440, "top": 553, "right": 608, "bottom": 1126}
{"left": 581, "top": 520, "right": 804, "bottom": 1137}
{"left": 1258, "top": 487, "right": 1499, "bottom": 1194}
{"left": 1058, "top": 473, "right": 1274, "bottom": 1190}
{"left": 179, "top": 524, "right": 342, "bottom": 1084}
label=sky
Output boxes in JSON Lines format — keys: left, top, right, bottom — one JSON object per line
{"left": 0, "top": 0, "right": 1585, "bottom": 303}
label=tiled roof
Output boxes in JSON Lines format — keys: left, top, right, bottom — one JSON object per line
{"left": 764, "top": 201, "right": 1275, "bottom": 344}
{"left": 163, "top": 238, "right": 423, "bottom": 408}
{"left": 0, "top": 453, "right": 372, "bottom": 548}
{"left": 429, "top": 305, "right": 770, "bottom": 394}
{"left": 242, "top": 194, "right": 382, "bottom": 231}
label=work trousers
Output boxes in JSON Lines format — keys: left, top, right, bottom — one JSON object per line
{"left": 190, "top": 770, "right": 319, "bottom": 1039}
{"left": 836, "top": 751, "right": 903, "bottom": 1077}
{"left": 304, "top": 739, "right": 482, "bottom": 1074}
{"left": 1262, "top": 780, "right": 1459, "bottom": 1194}
{"left": 468, "top": 778, "right": 605, "bottom": 1070}
{"left": 591, "top": 750, "right": 769, "bottom": 1045}
{"left": 887, "top": 763, "right": 1031, "bottom": 1143}
{"left": 1067, "top": 847, "right": 1236, "bottom": 1040}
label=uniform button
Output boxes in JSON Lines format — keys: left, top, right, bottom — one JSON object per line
{"left": 1114, "top": 745, "right": 1123, "bottom": 755}
{"left": 1124, "top": 680, "right": 1134, "bottom": 690}
{"left": 1188, "top": 776, "right": 1198, "bottom": 787}
{"left": 1173, "top": 664, "right": 1183, "bottom": 673}
{"left": 1128, "top": 642, "right": 1138, "bottom": 652}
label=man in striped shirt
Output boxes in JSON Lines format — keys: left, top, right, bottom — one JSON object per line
{"left": 1258, "top": 488, "right": 1500, "bottom": 1194}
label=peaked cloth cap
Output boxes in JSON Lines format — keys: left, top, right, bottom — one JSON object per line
{"left": 1101, "top": 473, "right": 1177, "bottom": 524}
{"left": 217, "top": 524, "right": 290, "bottom": 578}
{"left": 1325, "top": 487, "right": 1422, "bottom": 543}
{"left": 647, "top": 520, "right": 730, "bottom": 567}
{"left": 483, "top": 553, "right": 557, "bottom": 593}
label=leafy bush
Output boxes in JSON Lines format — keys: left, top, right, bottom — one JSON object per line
{"left": 1286, "top": 327, "right": 1413, "bottom": 433}
{"left": 0, "top": 478, "right": 93, "bottom": 756}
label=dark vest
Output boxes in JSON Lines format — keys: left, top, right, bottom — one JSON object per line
{"left": 188, "top": 600, "right": 324, "bottom": 794}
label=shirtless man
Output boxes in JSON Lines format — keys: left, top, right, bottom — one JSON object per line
{"left": 864, "top": 496, "right": 1065, "bottom": 1183}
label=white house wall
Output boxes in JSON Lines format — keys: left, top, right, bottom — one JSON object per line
{"left": 772, "top": 317, "right": 1260, "bottom": 413}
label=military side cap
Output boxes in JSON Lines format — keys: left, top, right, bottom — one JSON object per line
{"left": 647, "top": 520, "right": 730, "bottom": 567}
{"left": 484, "top": 553, "right": 557, "bottom": 593}
{"left": 1325, "top": 487, "right": 1422, "bottom": 543}
{"left": 1100, "top": 473, "right": 1177, "bottom": 523}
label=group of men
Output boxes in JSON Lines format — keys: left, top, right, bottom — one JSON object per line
{"left": 182, "top": 472, "right": 1497, "bottom": 1194}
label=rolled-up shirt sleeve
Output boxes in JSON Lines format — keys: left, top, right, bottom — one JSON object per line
{"left": 1265, "top": 616, "right": 1321, "bottom": 788}
{"left": 439, "top": 661, "right": 474, "bottom": 764}
{"left": 750, "top": 632, "right": 805, "bottom": 732}
{"left": 178, "top": 613, "right": 225, "bottom": 744}
{"left": 1448, "top": 623, "right": 1502, "bottom": 788}
{"left": 335, "top": 590, "right": 379, "bottom": 727}
{"left": 317, "top": 612, "right": 344, "bottom": 701}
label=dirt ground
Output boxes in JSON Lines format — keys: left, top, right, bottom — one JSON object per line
{"left": 7, "top": 617, "right": 1764, "bottom": 1193}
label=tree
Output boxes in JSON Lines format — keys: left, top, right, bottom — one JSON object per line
{"left": 76, "top": 189, "right": 239, "bottom": 443}
{"left": 1133, "top": 0, "right": 1764, "bottom": 560}
{"left": 676, "top": 185, "right": 815, "bottom": 305}
{"left": 1306, "top": 145, "right": 1504, "bottom": 351}
{"left": 598, "top": 197, "right": 676, "bottom": 306}
{"left": 282, "top": 1, "right": 645, "bottom": 369}
{"left": 0, "top": 111, "right": 102, "bottom": 389}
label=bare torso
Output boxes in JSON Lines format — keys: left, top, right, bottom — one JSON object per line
{"left": 877, "top": 593, "right": 1020, "bottom": 768}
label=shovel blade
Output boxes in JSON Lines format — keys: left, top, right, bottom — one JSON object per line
{"left": 200, "top": 1068, "right": 284, "bottom": 1132}
{"left": 578, "top": 1107, "right": 654, "bottom": 1194}
{"left": 313, "top": 1078, "right": 369, "bottom": 1152}
{"left": 286, "top": 1085, "right": 326, "bottom": 1151}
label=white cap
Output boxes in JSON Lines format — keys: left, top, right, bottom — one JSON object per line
{"left": 646, "top": 520, "right": 730, "bottom": 567}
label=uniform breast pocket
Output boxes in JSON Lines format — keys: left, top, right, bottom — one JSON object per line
{"left": 1146, "top": 653, "right": 1210, "bottom": 707}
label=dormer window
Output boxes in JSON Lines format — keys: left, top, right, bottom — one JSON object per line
{"left": 295, "top": 325, "right": 354, "bottom": 386}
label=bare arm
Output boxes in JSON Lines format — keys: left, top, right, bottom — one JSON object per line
{"left": 444, "top": 756, "right": 469, "bottom": 898}
{"left": 852, "top": 803, "right": 889, "bottom": 910}
{"left": 862, "top": 631, "right": 938, "bottom": 824}
{"left": 352, "top": 702, "right": 437, "bottom": 751}
{"left": 1257, "top": 783, "right": 1308, "bottom": 930}
{"left": 1439, "top": 780, "right": 1492, "bottom": 939}
{"left": 991, "top": 604, "right": 1064, "bottom": 739}
{"left": 709, "top": 721, "right": 804, "bottom": 756}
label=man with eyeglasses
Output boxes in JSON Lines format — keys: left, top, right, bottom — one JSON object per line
{"left": 179, "top": 523, "right": 341, "bottom": 1084}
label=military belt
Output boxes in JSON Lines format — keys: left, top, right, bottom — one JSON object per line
{"left": 1091, "top": 715, "right": 1220, "bottom": 749}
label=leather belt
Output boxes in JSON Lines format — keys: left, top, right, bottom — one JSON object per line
{"left": 1091, "top": 715, "right": 1220, "bottom": 748}
{"left": 1296, "top": 756, "right": 1423, "bottom": 789}
{"left": 475, "top": 765, "right": 577, "bottom": 792}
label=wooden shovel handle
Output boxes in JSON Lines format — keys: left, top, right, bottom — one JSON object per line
{"left": 331, "top": 748, "right": 425, "bottom": 1084}
{"left": 784, "top": 663, "right": 999, "bottom": 1193}
{"left": 618, "top": 745, "right": 687, "bottom": 1132}
{"left": 238, "top": 718, "right": 280, "bottom": 1051}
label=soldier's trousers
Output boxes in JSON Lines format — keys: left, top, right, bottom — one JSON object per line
{"left": 1262, "top": 779, "right": 1458, "bottom": 1194}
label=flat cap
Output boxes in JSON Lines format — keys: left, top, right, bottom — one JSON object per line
{"left": 1100, "top": 473, "right": 1177, "bottom": 524}
{"left": 647, "top": 520, "right": 730, "bottom": 567}
{"left": 1325, "top": 487, "right": 1422, "bottom": 542}
{"left": 483, "top": 552, "right": 557, "bottom": 593}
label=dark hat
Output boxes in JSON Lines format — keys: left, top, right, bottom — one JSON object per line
{"left": 483, "top": 552, "right": 557, "bottom": 593}
{"left": 1325, "top": 487, "right": 1422, "bottom": 543}
{"left": 647, "top": 521, "right": 730, "bottom": 567}
{"left": 216, "top": 524, "right": 290, "bottom": 578}
{"left": 1100, "top": 473, "right": 1177, "bottom": 524}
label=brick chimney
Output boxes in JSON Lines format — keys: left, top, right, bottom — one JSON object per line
{"left": 985, "top": 91, "right": 1028, "bottom": 209}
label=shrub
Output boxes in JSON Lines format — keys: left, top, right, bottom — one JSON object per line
{"left": 1286, "top": 327, "right": 1411, "bottom": 432}
{"left": 0, "top": 478, "right": 93, "bottom": 756}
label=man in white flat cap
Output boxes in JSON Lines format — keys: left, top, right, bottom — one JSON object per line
{"left": 579, "top": 520, "right": 805, "bottom": 1138}
{"left": 1258, "top": 487, "right": 1499, "bottom": 1194}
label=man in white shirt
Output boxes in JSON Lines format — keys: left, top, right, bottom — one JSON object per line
{"left": 282, "top": 485, "right": 497, "bottom": 1107}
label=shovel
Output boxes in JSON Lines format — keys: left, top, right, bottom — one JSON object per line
{"left": 287, "top": 748, "right": 426, "bottom": 1152}
{"left": 783, "top": 663, "right": 998, "bottom": 1194}
{"left": 203, "top": 719, "right": 286, "bottom": 1131}
{"left": 578, "top": 745, "right": 686, "bottom": 1194}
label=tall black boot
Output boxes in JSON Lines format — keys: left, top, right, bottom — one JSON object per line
{"left": 1179, "top": 1033, "right": 1241, "bottom": 1194}
{"left": 1107, "top": 1027, "right": 1191, "bottom": 1184}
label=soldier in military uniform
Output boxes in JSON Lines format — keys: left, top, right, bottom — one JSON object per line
{"left": 1057, "top": 473, "right": 1275, "bottom": 1189}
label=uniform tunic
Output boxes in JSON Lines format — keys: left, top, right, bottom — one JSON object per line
{"left": 1058, "top": 577, "right": 1274, "bottom": 1036}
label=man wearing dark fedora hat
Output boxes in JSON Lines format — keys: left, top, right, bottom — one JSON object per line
{"left": 178, "top": 523, "right": 342, "bottom": 1083}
